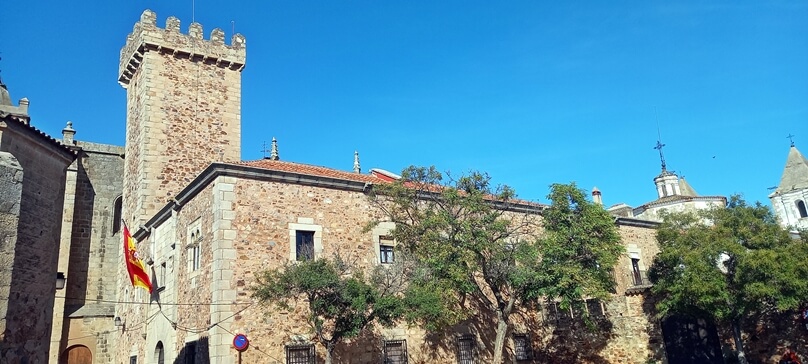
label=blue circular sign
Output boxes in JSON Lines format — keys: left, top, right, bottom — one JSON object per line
{"left": 233, "top": 334, "right": 249, "bottom": 351}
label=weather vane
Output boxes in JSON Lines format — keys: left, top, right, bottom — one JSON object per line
{"left": 261, "top": 141, "right": 270, "bottom": 159}
{"left": 787, "top": 134, "right": 795, "bottom": 147}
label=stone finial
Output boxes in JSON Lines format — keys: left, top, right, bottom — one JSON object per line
{"left": 210, "top": 28, "right": 225, "bottom": 45}
{"left": 62, "top": 121, "right": 76, "bottom": 144}
{"left": 189, "top": 22, "right": 203, "bottom": 40}
{"left": 18, "top": 98, "right": 29, "bottom": 113}
{"left": 141, "top": 10, "right": 157, "bottom": 26}
{"left": 353, "top": 151, "right": 361, "bottom": 174}
{"left": 166, "top": 16, "right": 181, "bottom": 32}
{"left": 270, "top": 137, "right": 279, "bottom": 161}
{"left": 592, "top": 186, "right": 602, "bottom": 205}
{"left": 232, "top": 34, "right": 246, "bottom": 49}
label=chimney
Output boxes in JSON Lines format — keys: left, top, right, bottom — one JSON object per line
{"left": 592, "top": 186, "right": 603, "bottom": 205}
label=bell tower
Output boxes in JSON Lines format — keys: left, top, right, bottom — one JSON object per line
{"left": 118, "top": 10, "right": 246, "bottom": 225}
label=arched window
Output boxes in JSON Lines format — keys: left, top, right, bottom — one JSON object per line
{"left": 112, "top": 196, "right": 123, "bottom": 234}
{"left": 797, "top": 200, "right": 808, "bottom": 218}
{"left": 154, "top": 341, "right": 165, "bottom": 364}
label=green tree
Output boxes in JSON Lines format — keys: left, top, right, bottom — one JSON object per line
{"left": 369, "top": 167, "right": 623, "bottom": 363}
{"left": 648, "top": 196, "right": 808, "bottom": 364}
{"left": 252, "top": 256, "right": 402, "bottom": 364}
{"left": 536, "top": 183, "right": 625, "bottom": 321}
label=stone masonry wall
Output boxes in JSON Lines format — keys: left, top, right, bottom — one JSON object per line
{"left": 163, "top": 178, "right": 666, "bottom": 364}
{"left": 0, "top": 121, "right": 74, "bottom": 363}
{"left": 120, "top": 10, "right": 245, "bottom": 228}
{"left": 55, "top": 141, "right": 124, "bottom": 363}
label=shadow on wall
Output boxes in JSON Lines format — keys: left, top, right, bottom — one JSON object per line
{"left": 66, "top": 161, "right": 95, "bottom": 310}
{"left": 173, "top": 337, "right": 209, "bottom": 364}
{"left": 730, "top": 309, "right": 808, "bottom": 364}
{"left": 530, "top": 301, "right": 615, "bottom": 364}
{"left": 332, "top": 327, "right": 385, "bottom": 363}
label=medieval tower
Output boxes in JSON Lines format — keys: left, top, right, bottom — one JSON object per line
{"left": 118, "top": 10, "right": 246, "bottom": 227}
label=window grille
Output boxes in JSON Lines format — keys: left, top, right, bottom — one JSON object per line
{"left": 456, "top": 334, "right": 475, "bottom": 364}
{"left": 296, "top": 231, "right": 315, "bottom": 261}
{"left": 286, "top": 344, "right": 316, "bottom": 364}
{"left": 586, "top": 299, "right": 605, "bottom": 317}
{"left": 383, "top": 339, "right": 408, "bottom": 364}
{"left": 631, "top": 259, "right": 651, "bottom": 286}
{"left": 513, "top": 334, "right": 531, "bottom": 361}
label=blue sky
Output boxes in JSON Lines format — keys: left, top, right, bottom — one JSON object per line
{"left": 1, "top": 1, "right": 806, "bottom": 208}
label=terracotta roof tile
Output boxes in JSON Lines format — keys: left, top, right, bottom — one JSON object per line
{"left": 240, "top": 159, "right": 387, "bottom": 184}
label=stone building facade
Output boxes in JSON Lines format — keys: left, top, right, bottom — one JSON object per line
{"left": 0, "top": 80, "right": 76, "bottom": 363}
{"left": 114, "top": 156, "right": 667, "bottom": 364}
{"left": 17, "top": 8, "right": 805, "bottom": 364}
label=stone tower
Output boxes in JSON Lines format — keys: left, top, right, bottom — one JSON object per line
{"left": 769, "top": 143, "right": 808, "bottom": 231}
{"left": 118, "top": 10, "right": 246, "bottom": 226}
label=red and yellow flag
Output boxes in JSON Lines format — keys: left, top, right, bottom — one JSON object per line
{"left": 123, "top": 221, "right": 153, "bottom": 293}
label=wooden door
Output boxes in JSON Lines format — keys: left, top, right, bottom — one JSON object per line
{"left": 63, "top": 345, "right": 92, "bottom": 364}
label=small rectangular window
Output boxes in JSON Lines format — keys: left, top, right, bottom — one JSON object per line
{"left": 157, "top": 262, "right": 167, "bottom": 290}
{"left": 383, "top": 339, "right": 408, "bottom": 364}
{"left": 456, "top": 334, "right": 475, "bottom": 364}
{"left": 286, "top": 344, "right": 316, "bottom": 364}
{"left": 129, "top": 356, "right": 137, "bottom": 364}
{"left": 513, "top": 334, "right": 531, "bottom": 361}
{"left": 380, "top": 245, "right": 394, "bottom": 264}
{"left": 296, "top": 231, "right": 315, "bottom": 261}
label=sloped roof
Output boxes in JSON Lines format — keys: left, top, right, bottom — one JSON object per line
{"left": 679, "top": 177, "right": 698, "bottom": 197}
{"left": 776, "top": 146, "right": 808, "bottom": 193}
{"left": 240, "top": 159, "right": 387, "bottom": 184}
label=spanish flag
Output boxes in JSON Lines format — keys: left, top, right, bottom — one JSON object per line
{"left": 123, "top": 221, "right": 153, "bottom": 293}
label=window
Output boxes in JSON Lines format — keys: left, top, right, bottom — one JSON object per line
{"left": 129, "top": 355, "right": 137, "bottom": 364}
{"left": 383, "top": 340, "right": 408, "bottom": 364}
{"left": 296, "top": 231, "right": 315, "bottom": 261}
{"left": 380, "top": 244, "right": 394, "bottom": 264}
{"left": 286, "top": 344, "right": 316, "bottom": 364}
{"left": 154, "top": 342, "right": 165, "bottom": 364}
{"left": 113, "top": 196, "right": 123, "bottom": 235}
{"left": 456, "top": 334, "right": 475, "bottom": 364}
{"left": 513, "top": 334, "right": 531, "bottom": 361}
{"left": 631, "top": 258, "right": 645, "bottom": 286}
{"left": 289, "top": 218, "right": 323, "bottom": 261}
{"left": 156, "top": 262, "right": 167, "bottom": 291}
{"left": 586, "top": 299, "right": 605, "bottom": 318}
{"left": 797, "top": 200, "right": 808, "bottom": 218}
{"left": 188, "top": 228, "right": 201, "bottom": 272}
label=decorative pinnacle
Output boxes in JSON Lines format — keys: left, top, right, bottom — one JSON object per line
{"left": 353, "top": 151, "right": 361, "bottom": 174}
{"left": 654, "top": 140, "right": 667, "bottom": 172}
{"left": 787, "top": 134, "right": 795, "bottom": 147}
{"left": 270, "top": 137, "right": 279, "bottom": 161}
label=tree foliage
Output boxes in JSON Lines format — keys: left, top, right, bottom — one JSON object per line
{"left": 648, "top": 196, "right": 808, "bottom": 364}
{"left": 369, "top": 166, "right": 623, "bottom": 363}
{"left": 252, "top": 256, "right": 402, "bottom": 364}
{"left": 537, "top": 183, "right": 624, "bottom": 315}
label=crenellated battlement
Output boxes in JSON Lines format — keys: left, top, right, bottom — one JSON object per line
{"left": 118, "top": 9, "right": 246, "bottom": 86}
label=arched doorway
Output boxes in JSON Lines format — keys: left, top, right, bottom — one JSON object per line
{"left": 62, "top": 345, "right": 92, "bottom": 364}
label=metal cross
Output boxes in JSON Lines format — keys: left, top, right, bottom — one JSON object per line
{"left": 787, "top": 134, "right": 795, "bottom": 147}
{"left": 654, "top": 140, "right": 667, "bottom": 172}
